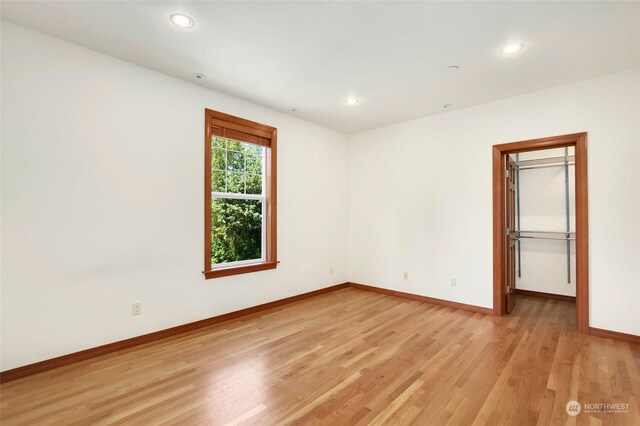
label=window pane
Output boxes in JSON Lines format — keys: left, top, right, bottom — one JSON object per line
{"left": 226, "top": 138, "right": 243, "bottom": 152}
{"left": 211, "top": 198, "right": 263, "bottom": 265}
{"left": 212, "top": 170, "right": 226, "bottom": 192}
{"left": 212, "top": 136, "right": 226, "bottom": 149}
{"left": 246, "top": 174, "right": 262, "bottom": 194}
{"left": 227, "top": 150, "right": 245, "bottom": 173}
{"left": 246, "top": 152, "right": 262, "bottom": 176}
{"left": 212, "top": 148, "right": 226, "bottom": 171}
{"left": 210, "top": 137, "right": 263, "bottom": 195}
{"left": 227, "top": 171, "right": 244, "bottom": 193}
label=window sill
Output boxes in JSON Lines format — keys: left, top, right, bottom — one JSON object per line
{"left": 203, "top": 261, "right": 278, "bottom": 279}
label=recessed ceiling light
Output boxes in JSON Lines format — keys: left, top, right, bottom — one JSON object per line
{"left": 171, "top": 14, "right": 195, "bottom": 29}
{"left": 443, "top": 104, "right": 453, "bottom": 109}
{"left": 345, "top": 97, "right": 360, "bottom": 105}
{"left": 501, "top": 42, "right": 524, "bottom": 55}
{"left": 447, "top": 65, "right": 460, "bottom": 71}
{"left": 193, "top": 73, "right": 205, "bottom": 79}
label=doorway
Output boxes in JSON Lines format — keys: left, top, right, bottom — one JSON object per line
{"left": 492, "top": 133, "right": 589, "bottom": 332}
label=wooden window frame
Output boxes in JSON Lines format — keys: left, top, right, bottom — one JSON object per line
{"left": 203, "top": 109, "right": 278, "bottom": 279}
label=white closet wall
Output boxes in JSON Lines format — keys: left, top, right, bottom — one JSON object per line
{"left": 516, "top": 148, "right": 576, "bottom": 297}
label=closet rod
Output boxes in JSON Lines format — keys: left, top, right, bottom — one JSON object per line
{"left": 518, "top": 163, "right": 575, "bottom": 171}
{"left": 516, "top": 235, "right": 575, "bottom": 241}
{"left": 517, "top": 230, "right": 575, "bottom": 235}
{"left": 516, "top": 155, "right": 574, "bottom": 170}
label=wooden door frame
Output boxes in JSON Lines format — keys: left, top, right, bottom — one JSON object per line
{"left": 492, "top": 132, "right": 589, "bottom": 333}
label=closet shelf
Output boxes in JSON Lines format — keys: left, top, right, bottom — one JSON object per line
{"left": 515, "top": 230, "right": 575, "bottom": 241}
{"left": 516, "top": 155, "right": 574, "bottom": 170}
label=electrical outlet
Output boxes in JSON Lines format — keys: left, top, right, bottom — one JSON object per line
{"left": 132, "top": 302, "right": 141, "bottom": 316}
{"left": 330, "top": 266, "right": 334, "bottom": 274}
{"left": 450, "top": 277, "right": 457, "bottom": 287}
{"left": 403, "top": 272, "right": 408, "bottom": 280}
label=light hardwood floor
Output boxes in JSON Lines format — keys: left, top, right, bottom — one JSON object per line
{"left": 1, "top": 288, "right": 639, "bottom": 425}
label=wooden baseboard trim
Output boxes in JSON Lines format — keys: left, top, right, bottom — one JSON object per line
{"left": 347, "top": 282, "right": 495, "bottom": 315}
{"left": 0, "top": 283, "right": 349, "bottom": 384}
{"left": 4, "top": 281, "right": 636, "bottom": 383}
{"left": 515, "top": 289, "right": 576, "bottom": 302}
{"left": 589, "top": 327, "right": 640, "bottom": 345}
{"left": 349, "top": 283, "right": 640, "bottom": 345}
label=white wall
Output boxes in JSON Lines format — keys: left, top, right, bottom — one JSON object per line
{"left": 0, "top": 22, "right": 349, "bottom": 370}
{"left": 347, "top": 69, "right": 640, "bottom": 336}
{"left": 2, "top": 22, "right": 639, "bottom": 372}
{"left": 516, "top": 148, "right": 576, "bottom": 297}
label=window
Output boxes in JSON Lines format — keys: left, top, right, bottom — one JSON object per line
{"left": 204, "top": 109, "right": 277, "bottom": 279}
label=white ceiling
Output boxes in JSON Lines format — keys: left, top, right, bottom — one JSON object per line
{"left": 2, "top": 1, "right": 639, "bottom": 133}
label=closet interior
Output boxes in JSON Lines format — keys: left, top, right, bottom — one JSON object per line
{"left": 510, "top": 147, "right": 576, "bottom": 300}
